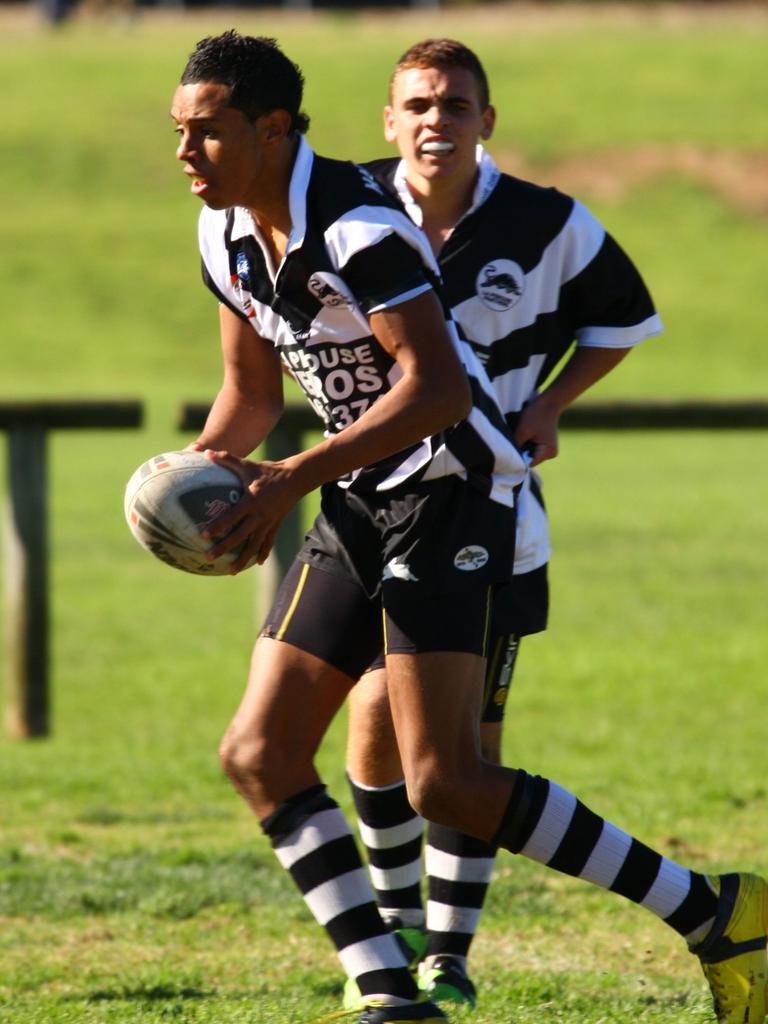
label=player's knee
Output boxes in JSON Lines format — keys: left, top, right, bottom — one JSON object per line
{"left": 219, "top": 730, "right": 272, "bottom": 791}
{"left": 356, "top": 674, "right": 389, "bottom": 711}
{"left": 405, "top": 761, "right": 459, "bottom": 828}
{"left": 350, "top": 672, "right": 392, "bottom": 729}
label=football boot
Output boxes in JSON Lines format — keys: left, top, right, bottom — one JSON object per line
{"left": 418, "top": 956, "right": 477, "bottom": 1008}
{"left": 691, "top": 873, "right": 768, "bottom": 1023}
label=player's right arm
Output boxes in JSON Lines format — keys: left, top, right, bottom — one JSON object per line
{"left": 190, "top": 304, "right": 284, "bottom": 458}
{"left": 203, "top": 288, "right": 472, "bottom": 571}
{"left": 514, "top": 345, "right": 631, "bottom": 466}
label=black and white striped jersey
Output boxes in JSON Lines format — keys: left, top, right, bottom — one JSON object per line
{"left": 198, "top": 136, "right": 527, "bottom": 507}
{"left": 367, "top": 147, "right": 663, "bottom": 572}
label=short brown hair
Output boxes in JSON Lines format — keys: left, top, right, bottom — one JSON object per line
{"left": 390, "top": 39, "right": 490, "bottom": 109}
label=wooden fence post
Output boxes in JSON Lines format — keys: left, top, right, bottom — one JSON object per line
{"left": 259, "top": 418, "right": 308, "bottom": 622}
{"left": 1, "top": 400, "right": 143, "bottom": 738}
{"left": 4, "top": 425, "right": 48, "bottom": 739}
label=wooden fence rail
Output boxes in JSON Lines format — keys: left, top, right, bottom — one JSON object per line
{"left": 4, "top": 396, "right": 765, "bottom": 740}
{"left": 179, "top": 397, "right": 768, "bottom": 435}
{"left": 2, "top": 400, "right": 143, "bottom": 739}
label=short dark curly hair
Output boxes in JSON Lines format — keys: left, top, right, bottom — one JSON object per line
{"left": 390, "top": 38, "right": 490, "bottom": 110}
{"left": 181, "top": 30, "right": 311, "bottom": 135}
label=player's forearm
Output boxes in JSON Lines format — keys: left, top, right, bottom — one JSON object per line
{"left": 194, "top": 385, "right": 283, "bottom": 457}
{"left": 537, "top": 345, "right": 631, "bottom": 413}
{"left": 283, "top": 369, "right": 470, "bottom": 496}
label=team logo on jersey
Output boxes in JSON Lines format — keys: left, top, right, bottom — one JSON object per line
{"left": 383, "top": 557, "right": 419, "bottom": 582}
{"left": 476, "top": 260, "right": 525, "bottom": 311}
{"left": 235, "top": 251, "right": 250, "bottom": 285}
{"left": 232, "top": 252, "right": 255, "bottom": 319}
{"left": 307, "top": 272, "right": 354, "bottom": 309}
{"left": 453, "top": 545, "right": 489, "bottom": 571}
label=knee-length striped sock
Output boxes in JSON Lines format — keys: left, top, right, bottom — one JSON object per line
{"left": 262, "top": 785, "right": 419, "bottom": 1006}
{"left": 348, "top": 775, "right": 426, "bottom": 930}
{"left": 495, "top": 772, "right": 718, "bottom": 943}
{"left": 424, "top": 823, "right": 496, "bottom": 965}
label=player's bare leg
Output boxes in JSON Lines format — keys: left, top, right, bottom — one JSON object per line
{"left": 220, "top": 638, "right": 427, "bottom": 1012}
{"left": 347, "top": 669, "right": 403, "bottom": 786}
{"left": 385, "top": 652, "right": 508, "bottom": 838}
{"left": 221, "top": 637, "right": 352, "bottom": 816}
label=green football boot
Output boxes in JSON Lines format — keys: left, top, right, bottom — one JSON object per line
{"left": 418, "top": 956, "right": 477, "bottom": 1008}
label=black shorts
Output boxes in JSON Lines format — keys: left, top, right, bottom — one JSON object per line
{"left": 480, "top": 563, "right": 549, "bottom": 723}
{"left": 492, "top": 563, "right": 549, "bottom": 637}
{"left": 366, "top": 563, "right": 549, "bottom": 723}
{"left": 261, "top": 477, "right": 517, "bottom": 680}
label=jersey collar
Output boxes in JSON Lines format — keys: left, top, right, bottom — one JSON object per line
{"left": 392, "top": 144, "right": 501, "bottom": 229}
{"left": 229, "top": 134, "right": 314, "bottom": 255}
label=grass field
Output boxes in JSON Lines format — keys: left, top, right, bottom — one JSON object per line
{"left": 1, "top": 4, "right": 768, "bottom": 1022}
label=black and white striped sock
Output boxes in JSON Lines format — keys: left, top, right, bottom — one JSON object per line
{"left": 349, "top": 776, "right": 426, "bottom": 930}
{"left": 424, "top": 823, "right": 496, "bottom": 964}
{"left": 495, "top": 773, "right": 717, "bottom": 942}
{"left": 262, "top": 785, "right": 419, "bottom": 1005}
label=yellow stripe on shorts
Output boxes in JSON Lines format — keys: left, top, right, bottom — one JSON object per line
{"left": 275, "top": 562, "right": 311, "bottom": 641}
{"left": 482, "top": 584, "right": 493, "bottom": 653}
{"left": 484, "top": 632, "right": 503, "bottom": 711}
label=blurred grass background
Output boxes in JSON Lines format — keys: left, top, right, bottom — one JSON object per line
{"left": 1, "top": 5, "right": 767, "bottom": 1022}
{"left": 2, "top": 4, "right": 767, "bottom": 407}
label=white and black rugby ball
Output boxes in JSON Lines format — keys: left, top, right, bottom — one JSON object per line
{"left": 124, "top": 450, "right": 256, "bottom": 576}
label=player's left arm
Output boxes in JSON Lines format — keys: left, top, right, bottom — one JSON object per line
{"left": 514, "top": 345, "right": 630, "bottom": 466}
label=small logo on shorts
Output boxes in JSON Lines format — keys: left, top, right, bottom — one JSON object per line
{"left": 453, "top": 546, "right": 489, "bottom": 571}
{"left": 383, "top": 557, "right": 419, "bottom": 582}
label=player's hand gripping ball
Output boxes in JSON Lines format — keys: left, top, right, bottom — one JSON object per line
{"left": 124, "top": 450, "right": 257, "bottom": 575}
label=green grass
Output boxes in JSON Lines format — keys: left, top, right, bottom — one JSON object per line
{"left": 3, "top": 430, "right": 767, "bottom": 1023}
{"left": 1, "top": 6, "right": 768, "bottom": 1022}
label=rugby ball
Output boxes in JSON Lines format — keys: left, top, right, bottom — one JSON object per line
{"left": 124, "top": 450, "right": 256, "bottom": 575}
